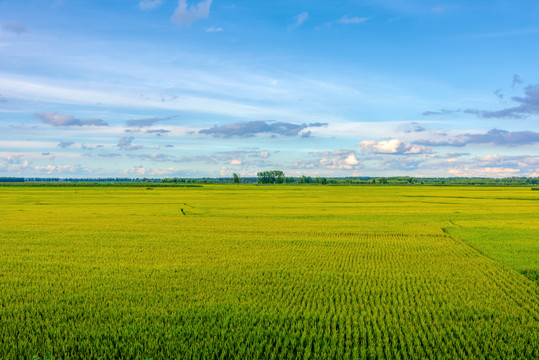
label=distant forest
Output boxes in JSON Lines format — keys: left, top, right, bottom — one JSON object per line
{"left": 1, "top": 174, "right": 538, "bottom": 186}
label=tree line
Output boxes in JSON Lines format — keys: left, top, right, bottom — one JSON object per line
{"left": 1, "top": 175, "right": 538, "bottom": 186}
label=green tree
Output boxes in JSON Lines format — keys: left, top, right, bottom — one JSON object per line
{"left": 257, "top": 170, "right": 285, "bottom": 184}
{"left": 233, "top": 173, "right": 240, "bottom": 184}
{"left": 285, "top": 177, "right": 296, "bottom": 184}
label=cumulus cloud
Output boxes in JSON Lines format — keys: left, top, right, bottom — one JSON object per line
{"left": 1, "top": 155, "right": 26, "bottom": 166}
{"left": 359, "top": 139, "right": 430, "bottom": 155}
{"left": 414, "top": 129, "right": 539, "bottom": 147}
{"left": 117, "top": 136, "right": 144, "bottom": 151}
{"left": 3, "top": 21, "right": 26, "bottom": 35}
{"left": 338, "top": 16, "right": 368, "bottom": 24}
{"left": 295, "top": 150, "right": 360, "bottom": 170}
{"left": 36, "top": 112, "right": 108, "bottom": 127}
{"left": 58, "top": 141, "right": 74, "bottom": 149}
{"left": 344, "top": 153, "right": 359, "bottom": 166}
{"left": 447, "top": 154, "right": 538, "bottom": 178}
{"left": 199, "top": 121, "right": 327, "bottom": 137}
{"left": 319, "top": 150, "right": 359, "bottom": 169}
{"left": 172, "top": 0, "right": 213, "bottom": 26}
{"left": 139, "top": 0, "right": 162, "bottom": 10}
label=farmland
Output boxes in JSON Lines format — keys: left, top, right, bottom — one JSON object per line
{"left": 0, "top": 185, "right": 538, "bottom": 359}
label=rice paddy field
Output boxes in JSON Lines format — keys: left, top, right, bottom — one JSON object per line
{"left": 0, "top": 185, "right": 538, "bottom": 359}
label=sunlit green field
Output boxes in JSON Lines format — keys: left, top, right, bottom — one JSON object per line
{"left": 0, "top": 185, "right": 538, "bottom": 359}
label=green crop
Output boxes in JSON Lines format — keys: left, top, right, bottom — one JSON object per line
{"left": 0, "top": 185, "right": 537, "bottom": 359}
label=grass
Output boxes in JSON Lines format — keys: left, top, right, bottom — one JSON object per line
{"left": 0, "top": 185, "right": 537, "bottom": 359}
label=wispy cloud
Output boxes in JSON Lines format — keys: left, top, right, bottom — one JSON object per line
{"left": 512, "top": 74, "right": 523, "bottom": 87}
{"left": 35, "top": 112, "right": 109, "bottom": 127}
{"left": 423, "top": 82, "right": 539, "bottom": 119}
{"left": 126, "top": 116, "right": 173, "bottom": 127}
{"left": 290, "top": 12, "right": 309, "bottom": 29}
{"left": 199, "top": 121, "right": 327, "bottom": 138}
{"left": 422, "top": 109, "right": 457, "bottom": 116}
{"left": 205, "top": 26, "right": 223, "bottom": 32}
{"left": 338, "top": 16, "right": 368, "bottom": 24}
{"left": 138, "top": 0, "right": 162, "bottom": 10}
{"left": 414, "top": 129, "right": 539, "bottom": 147}
{"left": 1, "top": 73, "right": 313, "bottom": 119}
{"left": 172, "top": 0, "right": 213, "bottom": 26}
{"left": 467, "top": 28, "right": 539, "bottom": 39}
{"left": 465, "top": 129, "right": 537, "bottom": 146}
{"left": 145, "top": 129, "right": 170, "bottom": 136}
{"left": 3, "top": 21, "right": 26, "bottom": 35}
{"left": 58, "top": 141, "right": 74, "bottom": 149}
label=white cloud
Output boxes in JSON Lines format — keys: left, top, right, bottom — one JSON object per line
{"left": 0, "top": 73, "right": 320, "bottom": 120}
{"left": 172, "top": 0, "right": 213, "bottom": 26}
{"left": 35, "top": 112, "right": 108, "bottom": 127}
{"left": 290, "top": 12, "right": 309, "bottom": 29}
{"left": 319, "top": 151, "right": 361, "bottom": 169}
{"left": 219, "top": 166, "right": 228, "bottom": 177}
{"left": 260, "top": 151, "right": 270, "bottom": 158}
{"left": 338, "top": 16, "right": 368, "bottom": 24}
{"left": 359, "top": 139, "right": 429, "bottom": 155}
{"left": 139, "top": 0, "right": 162, "bottom": 10}
{"left": 0, "top": 140, "right": 59, "bottom": 149}
{"left": 448, "top": 167, "right": 520, "bottom": 178}
{"left": 294, "top": 150, "right": 360, "bottom": 171}
{"left": 344, "top": 153, "right": 359, "bottom": 165}
{"left": 205, "top": 26, "right": 223, "bottom": 32}
{"left": 230, "top": 159, "right": 242, "bottom": 165}
{"left": 124, "top": 165, "right": 179, "bottom": 176}
{"left": 33, "top": 164, "right": 86, "bottom": 174}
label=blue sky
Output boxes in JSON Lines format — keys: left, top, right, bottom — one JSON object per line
{"left": 1, "top": 0, "right": 538, "bottom": 178}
